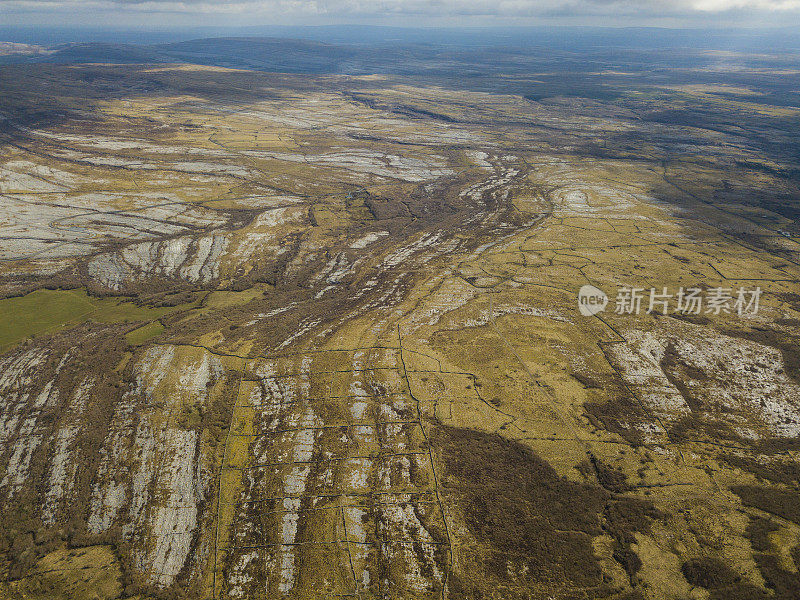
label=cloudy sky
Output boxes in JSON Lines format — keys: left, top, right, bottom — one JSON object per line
{"left": 3, "top": 0, "right": 800, "bottom": 28}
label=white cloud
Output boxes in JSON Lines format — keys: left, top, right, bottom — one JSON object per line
{"left": 689, "top": 0, "right": 800, "bottom": 8}
{"left": 3, "top": 0, "right": 800, "bottom": 11}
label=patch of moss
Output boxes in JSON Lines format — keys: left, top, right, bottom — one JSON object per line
{"left": 435, "top": 425, "right": 661, "bottom": 593}
{"left": 731, "top": 486, "right": 800, "bottom": 525}
{"left": 720, "top": 454, "right": 800, "bottom": 487}
{"left": 741, "top": 516, "right": 800, "bottom": 600}
{"left": 682, "top": 557, "right": 742, "bottom": 589}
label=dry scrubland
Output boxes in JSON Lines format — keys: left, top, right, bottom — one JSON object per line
{"left": 0, "top": 63, "right": 798, "bottom": 600}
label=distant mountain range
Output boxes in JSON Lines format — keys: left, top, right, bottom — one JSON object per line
{"left": 3, "top": 24, "right": 800, "bottom": 50}
{"left": 2, "top": 28, "right": 799, "bottom": 79}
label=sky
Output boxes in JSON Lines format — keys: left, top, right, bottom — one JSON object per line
{"left": 2, "top": 0, "right": 800, "bottom": 29}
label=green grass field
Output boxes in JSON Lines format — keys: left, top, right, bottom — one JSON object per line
{"left": 0, "top": 289, "right": 189, "bottom": 353}
{"left": 125, "top": 321, "right": 166, "bottom": 346}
